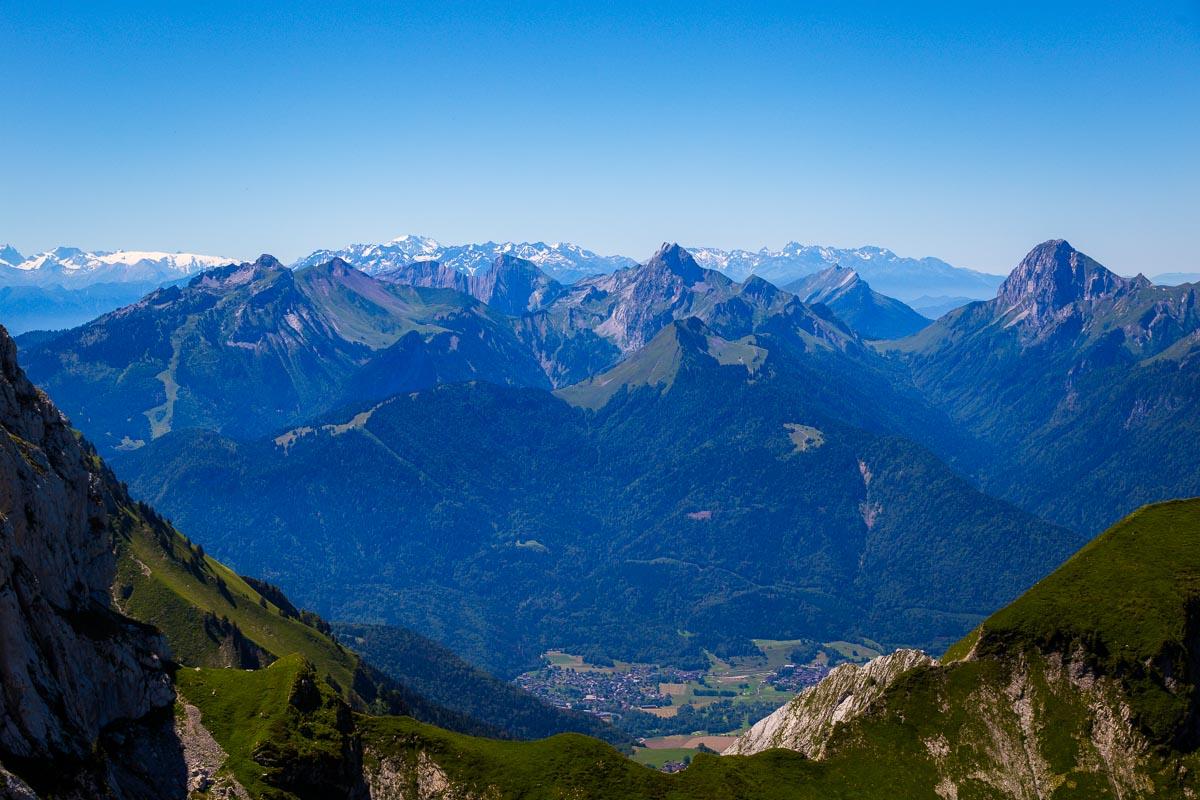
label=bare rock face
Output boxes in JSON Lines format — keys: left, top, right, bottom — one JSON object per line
{"left": 725, "top": 649, "right": 934, "bottom": 757}
{"left": 993, "top": 239, "right": 1154, "bottom": 342}
{"left": 0, "top": 325, "right": 183, "bottom": 798}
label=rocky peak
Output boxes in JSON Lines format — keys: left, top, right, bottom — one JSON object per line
{"left": 997, "top": 240, "right": 1129, "bottom": 313}
{"left": 0, "top": 244, "right": 23, "bottom": 266}
{"left": 489, "top": 253, "right": 539, "bottom": 276}
{"left": 252, "top": 253, "right": 285, "bottom": 270}
{"left": 738, "top": 274, "right": 784, "bottom": 302}
{"left": 644, "top": 242, "right": 705, "bottom": 285}
{"left": 790, "top": 265, "right": 864, "bottom": 305}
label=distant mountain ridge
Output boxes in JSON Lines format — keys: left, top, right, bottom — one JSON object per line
{"left": 688, "top": 242, "right": 1005, "bottom": 301}
{"left": 17, "top": 254, "right": 550, "bottom": 452}
{"left": 0, "top": 236, "right": 1001, "bottom": 335}
{"left": 0, "top": 246, "right": 234, "bottom": 287}
{"left": 292, "top": 234, "right": 1004, "bottom": 299}
{"left": 785, "top": 266, "right": 930, "bottom": 340}
{"left": 292, "top": 235, "right": 637, "bottom": 284}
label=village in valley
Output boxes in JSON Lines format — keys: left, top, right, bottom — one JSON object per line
{"left": 512, "top": 639, "right": 881, "bottom": 770}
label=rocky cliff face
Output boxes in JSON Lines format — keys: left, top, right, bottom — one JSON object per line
{"left": 727, "top": 645, "right": 1167, "bottom": 797}
{"left": 0, "top": 325, "right": 183, "bottom": 798}
{"left": 993, "top": 239, "right": 1155, "bottom": 343}
{"left": 725, "top": 649, "right": 933, "bottom": 757}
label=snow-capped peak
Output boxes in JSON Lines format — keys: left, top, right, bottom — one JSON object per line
{"left": 292, "top": 237, "right": 638, "bottom": 283}
{"left": 0, "top": 248, "right": 236, "bottom": 287}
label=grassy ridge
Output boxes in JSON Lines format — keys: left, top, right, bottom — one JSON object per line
{"left": 953, "top": 497, "right": 1200, "bottom": 744}
{"left": 179, "top": 654, "right": 830, "bottom": 800}
{"left": 113, "top": 501, "right": 362, "bottom": 694}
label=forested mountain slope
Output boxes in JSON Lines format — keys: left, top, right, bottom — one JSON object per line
{"left": 116, "top": 318, "right": 1076, "bottom": 675}
{"left": 891, "top": 240, "right": 1200, "bottom": 531}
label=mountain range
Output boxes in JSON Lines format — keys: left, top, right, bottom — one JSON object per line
{"left": 15, "top": 238, "right": 1200, "bottom": 682}
{"left": 4, "top": 224, "right": 1200, "bottom": 797}
{"left": 297, "top": 235, "right": 1007, "bottom": 300}
{"left": 0, "top": 246, "right": 233, "bottom": 287}
{"left": 21, "top": 237, "right": 1190, "bottom": 681}
{"left": 0, "top": 236, "right": 986, "bottom": 336}
{"left": 291, "top": 235, "right": 639, "bottom": 284}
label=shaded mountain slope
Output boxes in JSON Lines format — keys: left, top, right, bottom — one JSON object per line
{"left": 17, "top": 256, "right": 548, "bottom": 452}
{"left": 889, "top": 240, "right": 1200, "bottom": 532}
{"left": 785, "top": 265, "right": 930, "bottom": 339}
{"left": 334, "top": 622, "right": 624, "bottom": 745}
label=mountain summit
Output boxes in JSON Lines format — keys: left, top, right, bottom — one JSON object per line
{"left": 786, "top": 265, "right": 930, "bottom": 339}
{"left": 645, "top": 242, "right": 706, "bottom": 284}
{"left": 0, "top": 244, "right": 24, "bottom": 267}
{"left": 996, "top": 239, "right": 1149, "bottom": 322}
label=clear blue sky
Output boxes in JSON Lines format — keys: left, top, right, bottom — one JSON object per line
{"left": 2, "top": 1, "right": 1197, "bottom": 274}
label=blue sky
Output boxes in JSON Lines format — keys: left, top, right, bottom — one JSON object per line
{"left": 1, "top": 1, "right": 1197, "bottom": 274}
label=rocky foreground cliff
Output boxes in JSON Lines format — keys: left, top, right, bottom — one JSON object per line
{"left": 0, "top": 326, "right": 182, "bottom": 799}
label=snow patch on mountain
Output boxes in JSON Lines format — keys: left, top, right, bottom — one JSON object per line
{"left": 293, "top": 235, "right": 637, "bottom": 284}
{"left": 0, "top": 248, "right": 235, "bottom": 287}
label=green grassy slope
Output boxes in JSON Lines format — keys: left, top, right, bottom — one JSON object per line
{"left": 112, "top": 500, "right": 362, "bottom": 692}
{"left": 178, "top": 653, "right": 834, "bottom": 800}
{"left": 807, "top": 498, "right": 1200, "bottom": 797}
{"left": 948, "top": 497, "right": 1200, "bottom": 745}
{"left": 109, "top": 497, "right": 514, "bottom": 739}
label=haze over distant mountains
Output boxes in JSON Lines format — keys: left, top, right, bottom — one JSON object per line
{"left": 4, "top": 233, "right": 1193, "bottom": 336}
{"left": 0, "top": 245, "right": 234, "bottom": 286}
{"left": 295, "top": 234, "right": 1005, "bottom": 301}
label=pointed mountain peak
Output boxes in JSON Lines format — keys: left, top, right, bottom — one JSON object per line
{"left": 0, "top": 244, "right": 24, "bottom": 265}
{"left": 301, "top": 256, "right": 361, "bottom": 278}
{"left": 738, "top": 274, "right": 785, "bottom": 302}
{"left": 645, "top": 242, "right": 704, "bottom": 283}
{"left": 253, "top": 253, "right": 285, "bottom": 270}
{"left": 786, "top": 264, "right": 865, "bottom": 303}
{"left": 813, "top": 264, "right": 862, "bottom": 287}
{"left": 998, "top": 240, "right": 1129, "bottom": 312}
